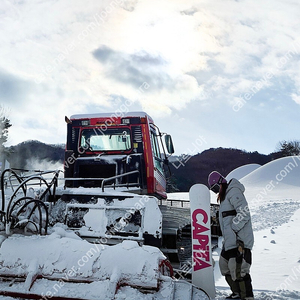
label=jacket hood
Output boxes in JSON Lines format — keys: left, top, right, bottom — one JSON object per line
{"left": 227, "top": 178, "right": 245, "bottom": 194}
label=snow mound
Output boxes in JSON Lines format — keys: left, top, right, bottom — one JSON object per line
{"left": 239, "top": 156, "right": 300, "bottom": 203}
{"left": 226, "top": 163, "right": 261, "bottom": 181}
{"left": 241, "top": 156, "right": 300, "bottom": 187}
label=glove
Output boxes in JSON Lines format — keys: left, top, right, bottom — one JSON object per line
{"left": 236, "top": 240, "right": 244, "bottom": 263}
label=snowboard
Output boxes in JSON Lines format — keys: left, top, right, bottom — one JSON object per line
{"left": 189, "top": 184, "right": 215, "bottom": 299}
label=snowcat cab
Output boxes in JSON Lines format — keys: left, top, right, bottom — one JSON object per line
{"left": 64, "top": 112, "right": 173, "bottom": 199}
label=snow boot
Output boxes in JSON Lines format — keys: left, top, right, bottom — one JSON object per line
{"left": 236, "top": 274, "right": 254, "bottom": 300}
{"left": 225, "top": 292, "right": 241, "bottom": 299}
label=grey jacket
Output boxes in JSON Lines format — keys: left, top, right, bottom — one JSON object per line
{"left": 219, "top": 178, "right": 254, "bottom": 251}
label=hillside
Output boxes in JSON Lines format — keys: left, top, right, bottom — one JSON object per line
{"left": 5, "top": 140, "right": 65, "bottom": 170}
{"left": 169, "top": 148, "right": 281, "bottom": 191}
{"left": 3, "top": 141, "right": 283, "bottom": 191}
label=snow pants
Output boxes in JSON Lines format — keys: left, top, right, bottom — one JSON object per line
{"left": 219, "top": 248, "right": 254, "bottom": 299}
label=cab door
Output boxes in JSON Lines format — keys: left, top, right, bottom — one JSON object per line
{"left": 150, "top": 127, "right": 167, "bottom": 198}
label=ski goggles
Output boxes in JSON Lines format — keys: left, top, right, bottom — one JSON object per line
{"left": 210, "top": 183, "right": 220, "bottom": 194}
{"left": 209, "top": 174, "right": 226, "bottom": 194}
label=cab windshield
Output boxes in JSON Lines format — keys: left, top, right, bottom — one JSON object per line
{"left": 80, "top": 128, "right": 131, "bottom": 151}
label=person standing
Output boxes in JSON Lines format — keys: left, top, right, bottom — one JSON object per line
{"left": 208, "top": 171, "right": 254, "bottom": 300}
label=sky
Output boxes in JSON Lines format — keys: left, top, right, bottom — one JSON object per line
{"left": 1, "top": 0, "right": 300, "bottom": 156}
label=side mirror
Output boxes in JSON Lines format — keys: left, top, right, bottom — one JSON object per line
{"left": 165, "top": 134, "right": 174, "bottom": 154}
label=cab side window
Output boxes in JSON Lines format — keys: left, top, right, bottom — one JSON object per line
{"left": 150, "top": 130, "right": 163, "bottom": 174}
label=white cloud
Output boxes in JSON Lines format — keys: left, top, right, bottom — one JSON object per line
{"left": 291, "top": 93, "right": 300, "bottom": 105}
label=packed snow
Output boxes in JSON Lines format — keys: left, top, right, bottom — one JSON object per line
{"left": 0, "top": 156, "right": 300, "bottom": 299}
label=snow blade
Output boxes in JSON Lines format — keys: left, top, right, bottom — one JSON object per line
{"left": 0, "top": 234, "right": 164, "bottom": 300}
{"left": 0, "top": 231, "right": 210, "bottom": 300}
{"left": 189, "top": 184, "right": 215, "bottom": 299}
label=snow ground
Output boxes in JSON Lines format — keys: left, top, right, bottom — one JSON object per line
{"left": 0, "top": 156, "right": 300, "bottom": 299}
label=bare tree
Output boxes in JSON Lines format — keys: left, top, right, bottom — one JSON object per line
{"left": 277, "top": 140, "right": 300, "bottom": 157}
{"left": 0, "top": 106, "right": 12, "bottom": 154}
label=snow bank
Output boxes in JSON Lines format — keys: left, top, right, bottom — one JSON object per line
{"left": 241, "top": 156, "right": 300, "bottom": 187}
{"left": 241, "top": 156, "right": 300, "bottom": 203}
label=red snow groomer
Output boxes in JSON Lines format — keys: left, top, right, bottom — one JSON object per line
{"left": 64, "top": 112, "right": 172, "bottom": 199}
{"left": 61, "top": 112, "right": 185, "bottom": 249}
{"left": 0, "top": 112, "right": 218, "bottom": 300}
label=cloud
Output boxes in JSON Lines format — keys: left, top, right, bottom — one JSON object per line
{"left": 0, "top": 69, "right": 81, "bottom": 146}
{"left": 93, "top": 46, "right": 173, "bottom": 90}
{"left": 291, "top": 93, "right": 300, "bottom": 105}
{"left": 0, "top": 69, "right": 32, "bottom": 106}
{"left": 185, "top": 0, "right": 300, "bottom": 100}
{"left": 180, "top": 7, "right": 198, "bottom": 16}
{"left": 119, "top": 0, "right": 139, "bottom": 12}
{"left": 92, "top": 45, "right": 205, "bottom": 114}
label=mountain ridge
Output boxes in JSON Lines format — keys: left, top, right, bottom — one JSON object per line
{"left": 3, "top": 141, "right": 282, "bottom": 191}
